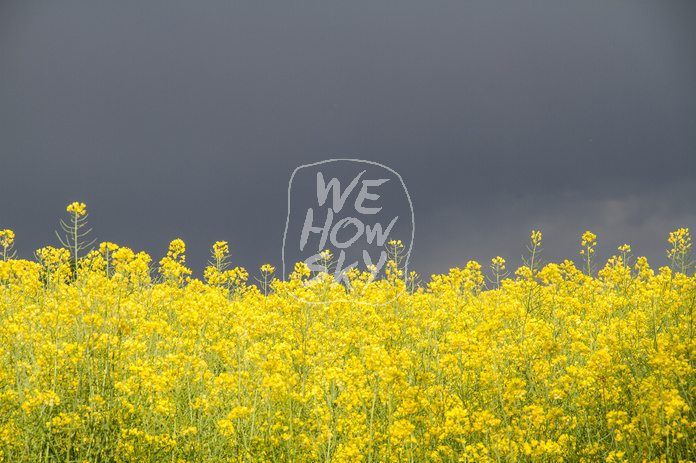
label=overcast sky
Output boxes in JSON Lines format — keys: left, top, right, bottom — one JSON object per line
{"left": 1, "top": 1, "right": 695, "bottom": 283}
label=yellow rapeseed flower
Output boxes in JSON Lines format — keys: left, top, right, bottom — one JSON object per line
{"left": 213, "top": 241, "right": 229, "bottom": 260}
{"left": 0, "top": 229, "right": 15, "bottom": 247}
{"left": 66, "top": 202, "right": 87, "bottom": 216}
{"left": 260, "top": 264, "right": 275, "bottom": 274}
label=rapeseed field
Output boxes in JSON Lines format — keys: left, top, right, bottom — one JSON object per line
{"left": 0, "top": 204, "right": 694, "bottom": 462}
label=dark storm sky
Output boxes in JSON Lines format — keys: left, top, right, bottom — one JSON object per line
{"left": 1, "top": 1, "right": 695, "bottom": 282}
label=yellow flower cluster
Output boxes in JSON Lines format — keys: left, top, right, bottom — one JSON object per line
{"left": 580, "top": 230, "right": 597, "bottom": 254}
{"left": 158, "top": 239, "right": 192, "bottom": 285}
{"left": 0, "top": 230, "right": 15, "bottom": 262}
{"left": 0, "top": 230, "right": 14, "bottom": 248}
{"left": 668, "top": 228, "right": 693, "bottom": 274}
{"left": 213, "top": 241, "right": 229, "bottom": 261}
{"left": 0, "top": 220, "right": 695, "bottom": 462}
{"left": 66, "top": 202, "right": 87, "bottom": 216}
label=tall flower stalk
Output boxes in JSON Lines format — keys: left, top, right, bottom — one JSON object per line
{"left": 55, "top": 202, "right": 96, "bottom": 278}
